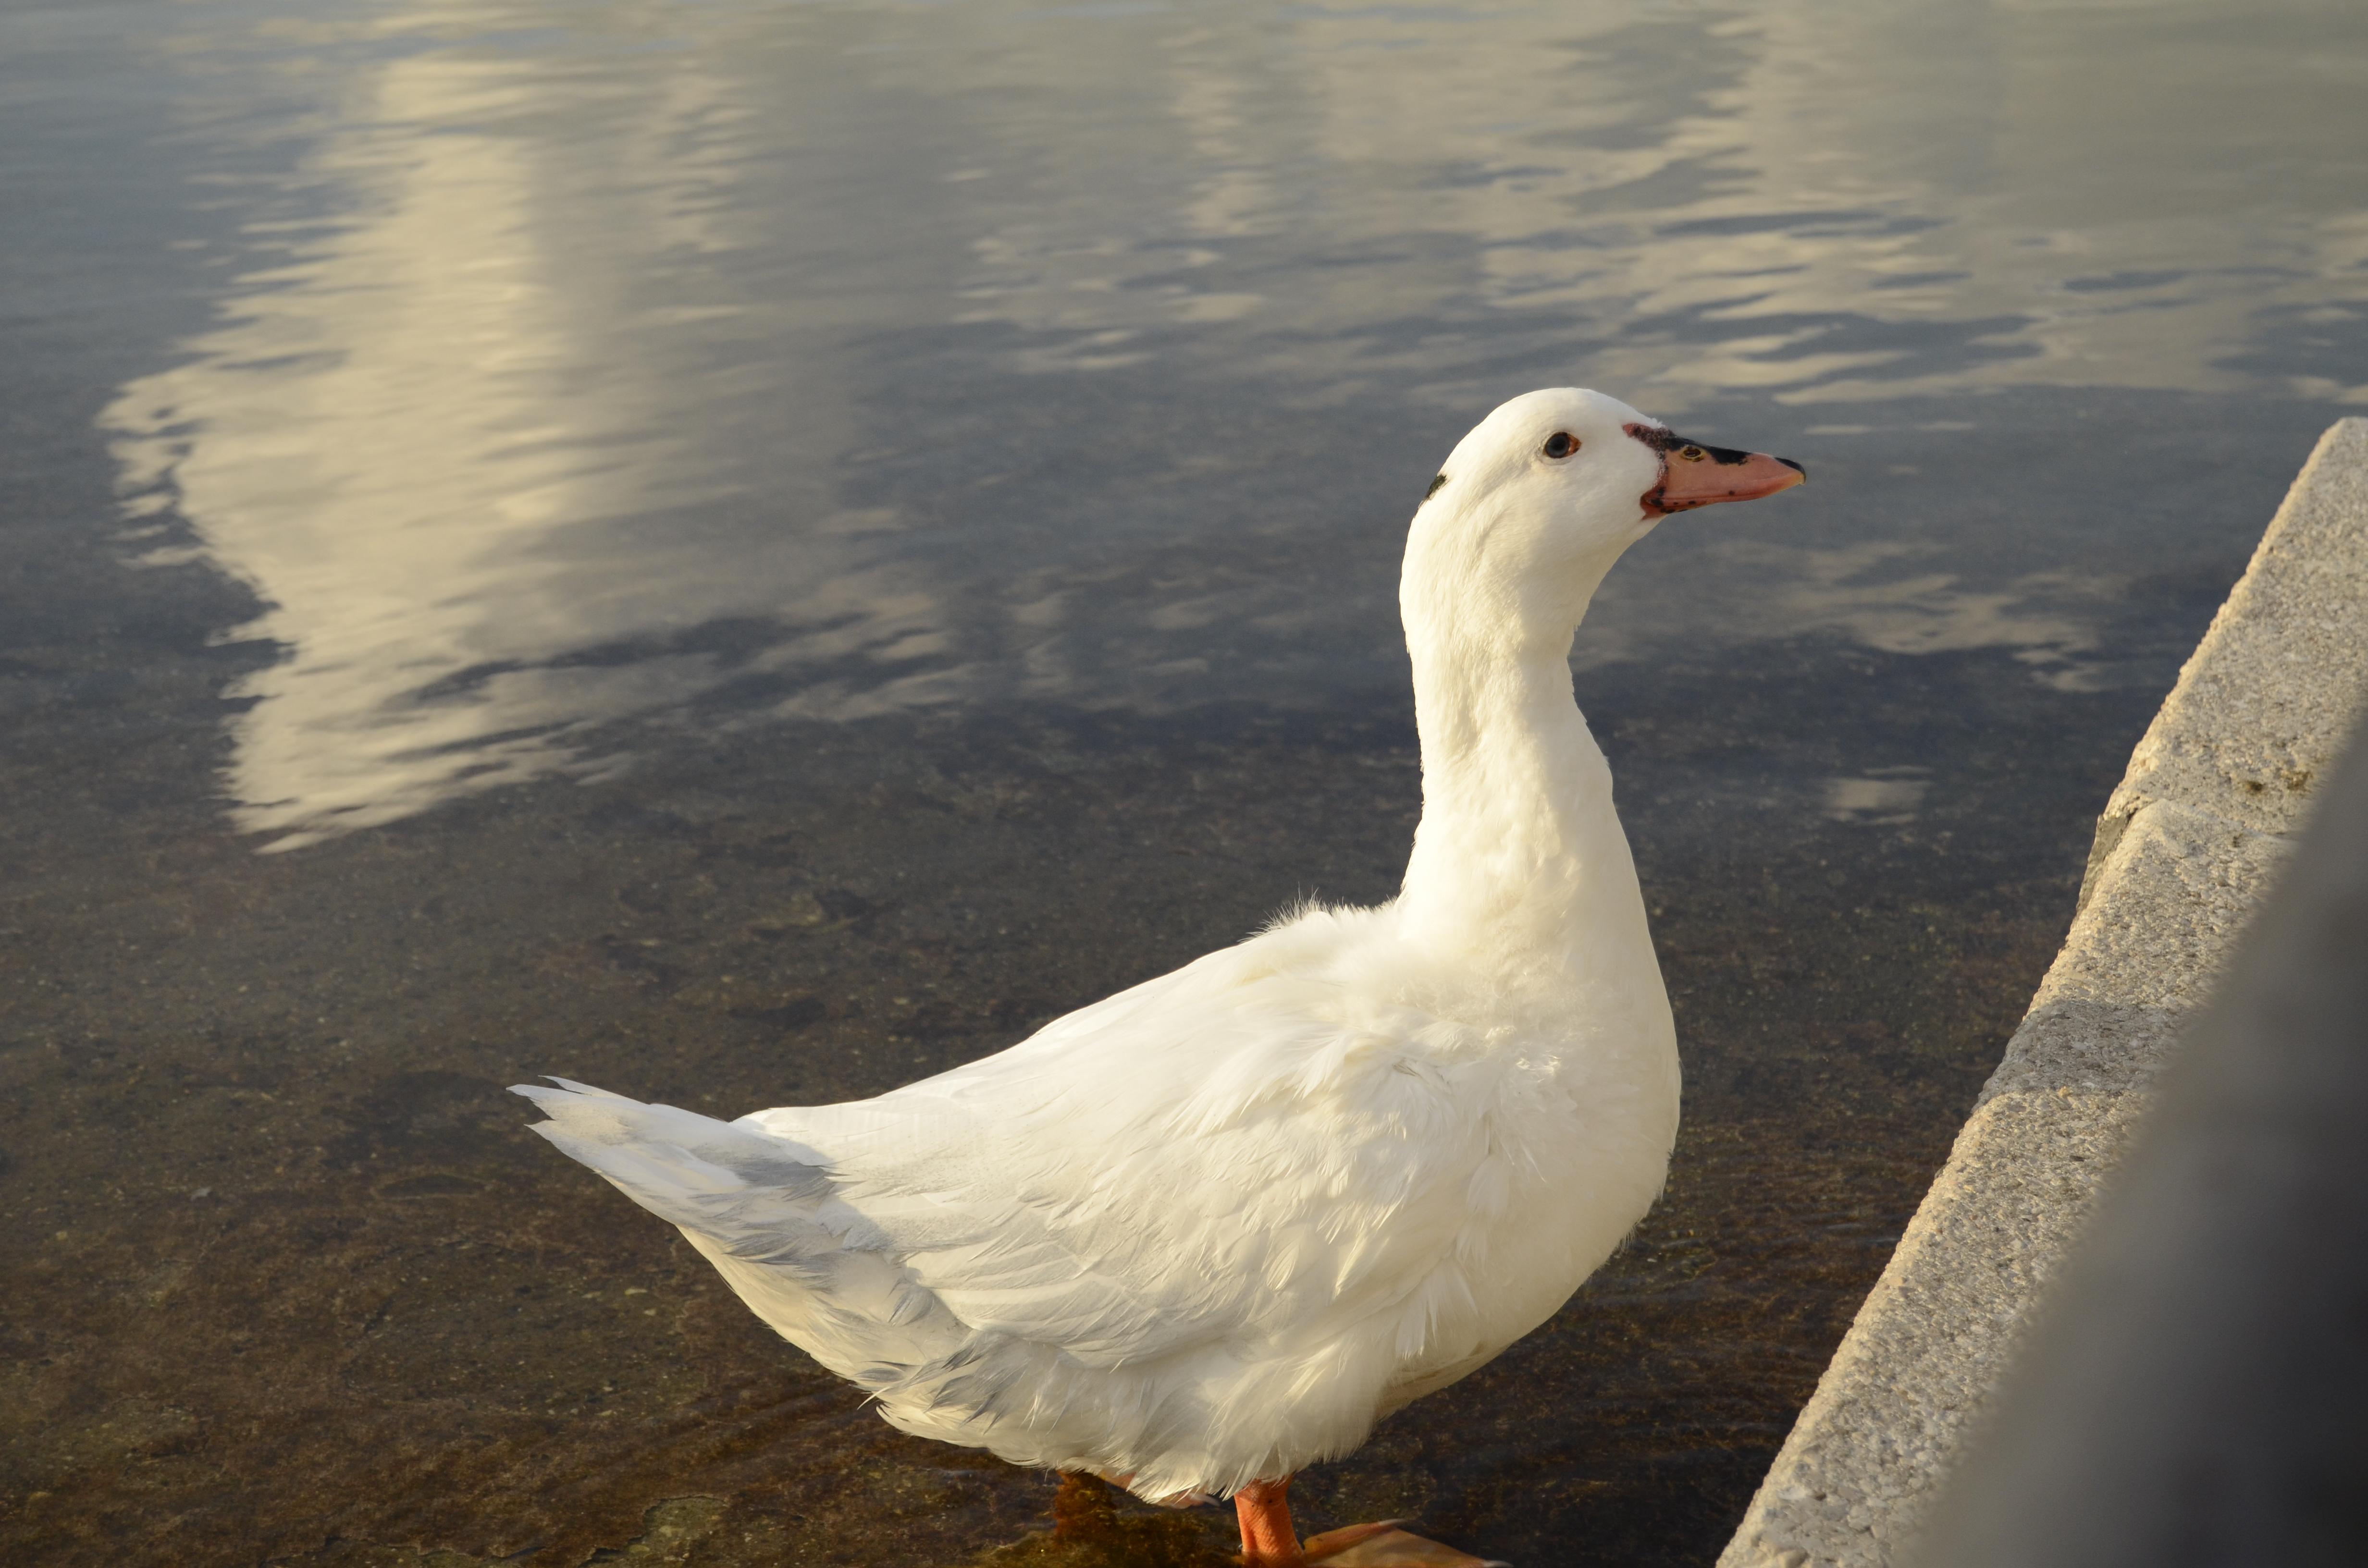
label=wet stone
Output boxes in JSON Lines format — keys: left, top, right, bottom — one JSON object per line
{"left": 973, "top": 1475, "right": 1233, "bottom": 1568}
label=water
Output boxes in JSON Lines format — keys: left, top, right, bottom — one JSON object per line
{"left": 3, "top": 0, "right": 2364, "bottom": 1563}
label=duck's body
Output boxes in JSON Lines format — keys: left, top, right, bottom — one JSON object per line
{"left": 592, "top": 842, "right": 1674, "bottom": 1504}
{"left": 518, "top": 389, "right": 1802, "bottom": 1564}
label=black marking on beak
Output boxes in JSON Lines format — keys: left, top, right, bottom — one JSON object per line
{"left": 1658, "top": 432, "right": 1754, "bottom": 466}
{"left": 1626, "top": 422, "right": 1806, "bottom": 478}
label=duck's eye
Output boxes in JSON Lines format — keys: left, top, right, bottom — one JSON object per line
{"left": 1542, "top": 432, "right": 1579, "bottom": 459}
{"left": 1678, "top": 444, "right": 1706, "bottom": 461}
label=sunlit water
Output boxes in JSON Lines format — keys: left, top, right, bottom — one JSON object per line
{"left": 4, "top": 1, "right": 2365, "bottom": 1564}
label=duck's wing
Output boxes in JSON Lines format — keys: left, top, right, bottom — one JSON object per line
{"left": 746, "top": 934, "right": 1511, "bottom": 1372}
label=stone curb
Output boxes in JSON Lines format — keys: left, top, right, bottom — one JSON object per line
{"left": 1714, "top": 417, "right": 2368, "bottom": 1568}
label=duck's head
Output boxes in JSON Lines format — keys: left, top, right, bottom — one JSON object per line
{"left": 1408, "top": 387, "right": 1803, "bottom": 641}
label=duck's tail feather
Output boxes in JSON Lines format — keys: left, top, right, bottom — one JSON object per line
{"left": 512, "top": 1078, "right": 963, "bottom": 1376}
{"left": 512, "top": 1077, "right": 843, "bottom": 1270}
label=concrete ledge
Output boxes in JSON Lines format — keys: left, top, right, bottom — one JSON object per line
{"left": 1716, "top": 417, "right": 2368, "bottom": 1568}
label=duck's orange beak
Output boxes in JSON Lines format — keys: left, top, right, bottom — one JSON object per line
{"left": 1626, "top": 422, "right": 1806, "bottom": 516}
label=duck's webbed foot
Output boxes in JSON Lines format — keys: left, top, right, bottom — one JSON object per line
{"left": 1301, "top": 1521, "right": 1505, "bottom": 1566}
{"left": 1237, "top": 1479, "right": 1506, "bottom": 1568}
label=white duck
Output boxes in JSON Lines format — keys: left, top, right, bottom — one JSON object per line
{"left": 516, "top": 388, "right": 1803, "bottom": 1567}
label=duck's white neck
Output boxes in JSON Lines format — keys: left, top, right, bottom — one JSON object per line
{"left": 1394, "top": 541, "right": 1639, "bottom": 964}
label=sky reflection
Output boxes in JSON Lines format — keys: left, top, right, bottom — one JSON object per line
{"left": 89, "top": 0, "right": 2368, "bottom": 846}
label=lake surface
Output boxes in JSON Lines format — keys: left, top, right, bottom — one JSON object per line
{"left": 4, "top": 1, "right": 2364, "bottom": 1563}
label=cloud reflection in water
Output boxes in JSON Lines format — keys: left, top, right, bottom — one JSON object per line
{"left": 101, "top": 0, "right": 2368, "bottom": 848}
{"left": 106, "top": 32, "right": 956, "bottom": 849}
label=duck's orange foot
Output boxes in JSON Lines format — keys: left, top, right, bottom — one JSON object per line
{"left": 1301, "top": 1522, "right": 1507, "bottom": 1568}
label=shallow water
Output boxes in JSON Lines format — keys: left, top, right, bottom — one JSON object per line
{"left": 3, "top": 0, "right": 2365, "bottom": 1563}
